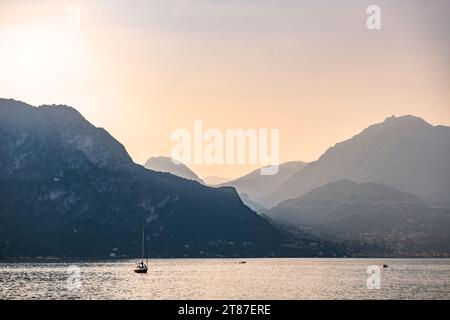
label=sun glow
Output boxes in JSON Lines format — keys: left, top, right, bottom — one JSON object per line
{"left": 0, "top": 25, "right": 84, "bottom": 88}
{"left": 0, "top": 1, "right": 448, "bottom": 179}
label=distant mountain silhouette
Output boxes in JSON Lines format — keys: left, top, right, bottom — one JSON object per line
{"left": 203, "top": 176, "right": 230, "bottom": 186}
{"left": 238, "top": 193, "right": 267, "bottom": 214}
{"left": 144, "top": 156, "right": 204, "bottom": 184}
{"left": 269, "top": 180, "right": 450, "bottom": 256}
{"left": 221, "top": 161, "right": 308, "bottom": 208}
{"left": 262, "top": 116, "right": 450, "bottom": 208}
{"left": 0, "top": 99, "right": 330, "bottom": 259}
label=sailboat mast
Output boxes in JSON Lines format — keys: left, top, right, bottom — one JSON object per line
{"left": 146, "top": 234, "right": 149, "bottom": 265}
{"left": 141, "top": 225, "right": 145, "bottom": 261}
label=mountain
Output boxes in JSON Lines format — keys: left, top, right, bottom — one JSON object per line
{"left": 0, "top": 98, "right": 328, "bottom": 259}
{"left": 143, "top": 156, "right": 204, "bottom": 184}
{"left": 203, "top": 176, "right": 230, "bottom": 186}
{"left": 269, "top": 180, "right": 450, "bottom": 256}
{"left": 262, "top": 116, "right": 450, "bottom": 208}
{"left": 238, "top": 193, "right": 266, "bottom": 214}
{"left": 221, "top": 161, "right": 308, "bottom": 208}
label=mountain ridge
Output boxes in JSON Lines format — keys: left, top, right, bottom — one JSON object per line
{"left": 221, "top": 161, "right": 308, "bottom": 208}
{"left": 0, "top": 98, "right": 326, "bottom": 259}
{"left": 261, "top": 115, "right": 450, "bottom": 208}
{"left": 268, "top": 179, "right": 450, "bottom": 256}
{"left": 143, "top": 156, "right": 204, "bottom": 184}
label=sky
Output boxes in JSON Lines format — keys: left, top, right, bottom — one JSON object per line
{"left": 0, "top": 0, "right": 449, "bottom": 179}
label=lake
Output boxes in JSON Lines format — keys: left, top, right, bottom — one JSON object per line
{"left": 1, "top": 258, "right": 449, "bottom": 299}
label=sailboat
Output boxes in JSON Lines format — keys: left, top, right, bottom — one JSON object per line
{"left": 134, "top": 225, "right": 148, "bottom": 273}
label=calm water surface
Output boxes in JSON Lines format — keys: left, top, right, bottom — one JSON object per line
{"left": 1, "top": 258, "right": 449, "bottom": 299}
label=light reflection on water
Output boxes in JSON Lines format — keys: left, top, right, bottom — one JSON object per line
{"left": 1, "top": 258, "right": 449, "bottom": 300}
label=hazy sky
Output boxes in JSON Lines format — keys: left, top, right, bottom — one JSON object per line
{"left": 1, "top": 0, "right": 449, "bottom": 179}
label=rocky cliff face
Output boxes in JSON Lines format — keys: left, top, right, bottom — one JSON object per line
{"left": 0, "top": 99, "right": 320, "bottom": 259}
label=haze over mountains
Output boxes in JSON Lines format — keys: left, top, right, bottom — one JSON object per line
{"left": 203, "top": 176, "right": 230, "bottom": 186}
{"left": 228, "top": 114, "right": 450, "bottom": 255}
{"left": 1, "top": 98, "right": 449, "bottom": 258}
{"left": 261, "top": 115, "right": 450, "bottom": 208}
{"left": 221, "top": 161, "right": 308, "bottom": 210}
{"left": 0, "top": 99, "right": 327, "bottom": 259}
{"left": 144, "top": 156, "right": 204, "bottom": 184}
{"left": 269, "top": 180, "right": 450, "bottom": 256}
